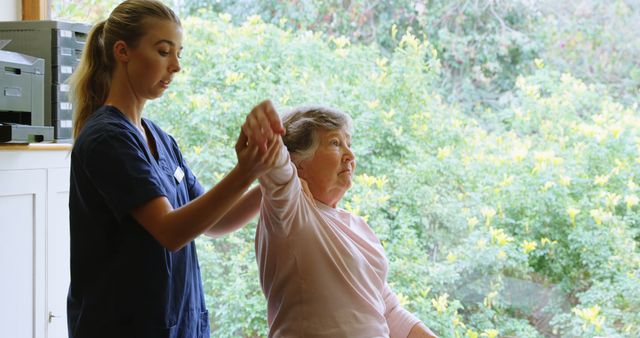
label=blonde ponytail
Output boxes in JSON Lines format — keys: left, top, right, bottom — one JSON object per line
{"left": 70, "top": 20, "right": 110, "bottom": 138}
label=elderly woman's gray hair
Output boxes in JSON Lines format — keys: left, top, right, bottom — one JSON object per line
{"left": 282, "top": 105, "right": 353, "bottom": 163}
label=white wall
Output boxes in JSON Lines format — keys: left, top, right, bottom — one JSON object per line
{"left": 0, "top": 0, "right": 20, "bottom": 21}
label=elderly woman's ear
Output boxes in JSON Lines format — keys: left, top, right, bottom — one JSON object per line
{"left": 294, "top": 160, "right": 308, "bottom": 177}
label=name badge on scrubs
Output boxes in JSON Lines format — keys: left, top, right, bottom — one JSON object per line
{"left": 173, "top": 166, "right": 185, "bottom": 183}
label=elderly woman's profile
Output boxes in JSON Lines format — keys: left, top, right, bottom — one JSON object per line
{"left": 256, "top": 105, "right": 438, "bottom": 338}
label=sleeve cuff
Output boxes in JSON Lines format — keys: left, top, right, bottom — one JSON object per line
{"left": 387, "top": 308, "right": 420, "bottom": 338}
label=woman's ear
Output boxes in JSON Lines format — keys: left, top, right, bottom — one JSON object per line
{"left": 113, "top": 40, "right": 129, "bottom": 63}
{"left": 295, "top": 159, "right": 308, "bottom": 179}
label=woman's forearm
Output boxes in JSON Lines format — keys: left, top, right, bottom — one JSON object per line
{"left": 407, "top": 322, "right": 438, "bottom": 338}
{"left": 132, "top": 164, "right": 256, "bottom": 251}
{"left": 205, "top": 185, "right": 262, "bottom": 238}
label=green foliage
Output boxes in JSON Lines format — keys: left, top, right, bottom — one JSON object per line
{"left": 535, "top": 0, "right": 640, "bottom": 106}
{"left": 51, "top": 0, "right": 120, "bottom": 23}
{"left": 52, "top": 0, "right": 638, "bottom": 115}
{"left": 51, "top": 2, "right": 640, "bottom": 337}
{"left": 174, "top": 0, "right": 543, "bottom": 113}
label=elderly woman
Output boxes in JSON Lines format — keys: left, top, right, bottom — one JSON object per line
{"left": 255, "top": 105, "right": 437, "bottom": 338}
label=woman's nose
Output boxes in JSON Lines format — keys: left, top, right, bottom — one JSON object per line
{"left": 170, "top": 55, "right": 181, "bottom": 73}
{"left": 343, "top": 147, "right": 355, "bottom": 162}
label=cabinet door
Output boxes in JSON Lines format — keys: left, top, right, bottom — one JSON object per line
{"left": 46, "top": 168, "right": 70, "bottom": 338}
{"left": 0, "top": 169, "right": 47, "bottom": 338}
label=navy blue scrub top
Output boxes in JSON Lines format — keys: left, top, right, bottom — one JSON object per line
{"left": 68, "top": 105, "right": 210, "bottom": 338}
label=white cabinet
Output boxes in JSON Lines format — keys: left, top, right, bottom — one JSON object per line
{"left": 0, "top": 145, "right": 71, "bottom": 338}
{"left": 45, "top": 167, "right": 71, "bottom": 338}
{"left": 0, "top": 169, "right": 46, "bottom": 338}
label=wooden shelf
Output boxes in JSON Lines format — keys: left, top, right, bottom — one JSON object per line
{"left": 0, "top": 143, "right": 72, "bottom": 151}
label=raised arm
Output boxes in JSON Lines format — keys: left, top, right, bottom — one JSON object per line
{"left": 131, "top": 131, "right": 281, "bottom": 251}
{"left": 256, "top": 136, "right": 306, "bottom": 236}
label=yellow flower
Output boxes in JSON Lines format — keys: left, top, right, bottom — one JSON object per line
{"left": 481, "top": 207, "right": 497, "bottom": 226}
{"left": 452, "top": 315, "right": 465, "bottom": 328}
{"left": 511, "top": 146, "right": 528, "bottom": 163}
{"left": 483, "top": 291, "right": 498, "bottom": 309}
{"left": 193, "top": 145, "right": 203, "bottom": 155}
{"left": 490, "top": 227, "right": 513, "bottom": 246}
{"left": 567, "top": 207, "right": 580, "bottom": 226}
{"left": 431, "top": 293, "right": 449, "bottom": 314}
{"left": 625, "top": 195, "right": 639, "bottom": 209}
{"left": 481, "top": 329, "right": 499, "bottom": 338}
{"left": 604, "top": 192, "right": 621, "bottom": 210}
{"left": 559, "top": 175, "right": 572, "bottom": 187}
{"left": 437, "top": 146, "right": 452, "bottom": 160}
{"left": 589, "top": 209, "right": 612, "bottom": 225}
{"left": 496, "top": 250, "right": 507, "bottom": 260}
{"left": 534, "top": 150, "right": 555, "bottom": 162}
{"left": 246, "top": 15, "right": 262, "bottom": 25}
{"left": 375, "top": 57, "right": 388, "bottom": 69}
{"left": 594, "top": 175, "right": 609, "bottom": 186}
{"left": 531, "top": 163, "right": 542, "bottom": 175}
{"left": 522, "top": 240, "right": 537, "bottom": 254}
{"left": 357, "top": 173, "right": 377, "bottom": 187}
{"left": 540, "top": 237, "right": 553, "bottom": 246}
{"left": 610, "top": 124, "right": 623, "bottom": 139}
{"left": 396, "top": 293, "right": 409, "bottom": 307}
{"left": 466, "top": 329, "right": 479, "bottom": 338}
{"left": 467, "top": 217, "right": 479, "bottom": 229}
{"left": 224, "top": 71, "right": 244, "bottom": 85}
{"left": 382, "top": 109, "right": 396, "bottom": 119}
{"left": 399, "top": 31, "right": 420, "bottom": 50}
{"left": 447, "top": 252, "right": 457, "bottom": 263}
{"left": 590, "top": 209, "right": 603, "bottom": 225}
{"left": 499, "top": 175, "right": 514, "bottom": 188}
{"left": 534, "top": 58, "right": 545, "bottom": 69}
{"left": 332, "top": 36, "right": 351, "bottom": 49}
{"left": 573, "top": 305, "right": 605, "bottom": 332}
{"left": 525, "top": 84, "right": 540, "bottom": 98}
{"left": 218, "top": 12, "right": 232, "bottom": 23}
{"left": 391, "top": 24, "right": 398, "bottom": 40}
{"left": 366, "top": 100, "right": 380, "bottom": 109}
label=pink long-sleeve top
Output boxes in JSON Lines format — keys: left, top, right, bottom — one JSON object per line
{"left": 256, "top": 145, "right": 420, "bottom": 338}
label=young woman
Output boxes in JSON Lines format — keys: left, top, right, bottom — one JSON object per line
{"left": 67, "top": 1, "right": 283, "bottom": 337}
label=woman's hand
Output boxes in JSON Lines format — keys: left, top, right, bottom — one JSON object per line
{"left": 241, "top": 99, "right": 285, "bottom": 154}
{"left": 408, "top": 322, "right": 438, "bottom": 338}
{"left": 235, "top": 128, "right": 282, "bottom": 181}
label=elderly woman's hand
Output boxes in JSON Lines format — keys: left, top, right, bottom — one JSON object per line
{"left": 242, "top": 100, "right": 285, "bottom": 154}
{"left": 234, "top": 128, "right": 283, "bottom": 181}
{"left": 408, "top": 322, "right": 438, "bottom": 338}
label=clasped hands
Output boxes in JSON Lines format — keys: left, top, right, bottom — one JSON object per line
{"left": 234, "top": 100, "right": 286, "bottom": 179}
